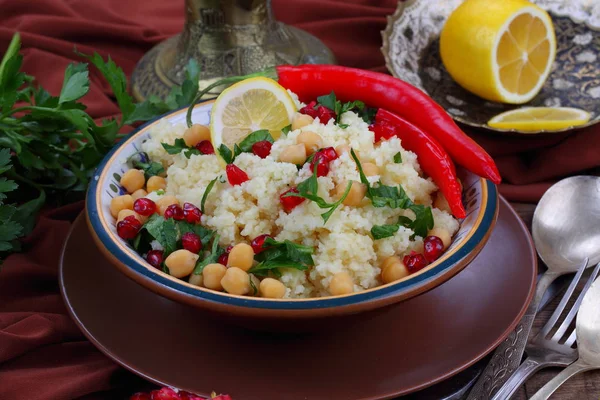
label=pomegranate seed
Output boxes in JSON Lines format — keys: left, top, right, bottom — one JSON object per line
{"left": 316, "top": 105, "right": 335, "bottom": 123}
{"left": 164, "top": 204, "right": 184, "bottom": 220}
{"left": 130, "top": 393, "right": 152, "bottom": 400}
{"left": 182, "top": 202, "right": 202, "bottom": 224}
{"left": 182, "top": 232, "right": 202, "bottom": 253}
{"left": 403, "top": 253, "right": 428, "bottom": 273}
{"left": 319, "top": 147, "right": 339, "bottom": 162}
{"left": 423, "top": 236, "right": 445, "bottom": 263}
{"left": 251, "top": 234, "right": 273, "bottom": 254}
{"left": 218, "top": 253, "right": 229, "bottom": 265}
{"left": 133, "top": 198, "right": 157, "bottom": 216}
{"left": 179, "top": 392, "right": 204, "bottom": 400}
{"left": 150, "top": 387, "right": 179, "bottom": 400}
{"left": 146, "top": 250, "right": 164, "bottom": 269}
{"left": 226, "top": 245, "right": 233, "bottom": 253}
{"left": 299, "top": 101, "right": 318, "bottom": 118}
{"left": 252, "top": 140, "right": 272, "bottom": 159}
{"left": 117, "top": 216, "right": 142, "bottom": 240}
{"left": 280, "top": 187, "right": 306, "bottom": 212}
{"left": 196, "top": 140, "right": 215, "bottom": 154}
{"left": 226, "top": 164, "right": 249, "bottom": 186}
{"left": 310, "top": 153, "right": 330, "bottom": 177}
{"left": 369, "top": 121, "right": 395, "bottom": 143}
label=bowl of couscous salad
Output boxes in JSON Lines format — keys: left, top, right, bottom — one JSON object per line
{"left": 86, "top": 66, "right": 499, "bottom": 326}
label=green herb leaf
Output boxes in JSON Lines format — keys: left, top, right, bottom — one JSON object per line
{"left": 281, "top": 124, "right": 292, "bottom": 135}
{"left": 238, "top": 130, "right": 274, "bottom": 153}
{"left": 201, "top": 177, "right": 218, "bottom": 214}
{"left": 358, "top": 107, "right": 377, "bottom": 124}
{"left": 371, "top": 224, "right": 400, "bottom": 240}
{"left": 143, "top": 214, "right": 178, "bottom": 256}
{"left": 193, "top": 234, "right": 224, "bottom": 275}
{"left": 316, "top": 91, "right": 337, "bottom": 111}
{"left": 177, "top": 221, "right": 214, "bottom": 246}
{"left": 161, "top": 138, "right": 201, "bottom": 159}
{"left": 316, "top": 91, "right": 366, "bottom": 127}
{"left": 58, "top": 63, "right": 89, "bottom": 104}
{"left": 408, "top": 204, "right": 434, "bottom": 238}
{"left": 394, "top": 152, "right": 402, "bottom": 163}
{"left": 128, "top": 152, "right": 164, "bottom": 180}
{"left": 250, "top": 237, "right": 314, "bottom": 277}
{"left": 218, "top": 144, "right": 233, "bottom": 164}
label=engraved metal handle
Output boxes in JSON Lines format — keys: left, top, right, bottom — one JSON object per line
{"left": 490, "top": 357, "right": 543, "bottom": 400}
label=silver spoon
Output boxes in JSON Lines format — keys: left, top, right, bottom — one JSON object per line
{"left": 468, "top": 175, "right": 600, "bottom": 399}
{"left": 530, "top": 276, "right": 600, "bottom": 399}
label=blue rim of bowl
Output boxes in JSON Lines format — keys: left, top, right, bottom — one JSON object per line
{"left": 86, "top": 103, "right": 499, "bottom": 310}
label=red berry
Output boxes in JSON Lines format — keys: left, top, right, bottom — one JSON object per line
{"left": 182, "top": 232, "right": 202, "bottom": 253}
{"left": 146, "top": 250, "right": 164, "bottom": 269}
{"left": 182, "top": 202, "right": 202, "bottom": 224}
{"left": 369, "top": 121, "right": 396, "bottom": 143}
{"left": 280, "top": 187, "right": 306, "bottom": 212}
{"left": 226, "top": 164, "right": 249, "bottom": 186}
{"left": 252, "top": 141, "right": 272, "bottom": 159}
{"left": 164, "top": 204, "right": 184, "bottom": 220}
{"left": 130, "top": 393, "right": 152, "bottom": 400}
{"left": 196, "top": 140, "right": 215, "bottom": 154}
{"left": 218, "top": 253, "right": 229, "bottom": 265}
{"left": 299, "top": 101, "right": 318, "bottom": 118}
{"left": 150, "top": 387, "right": 179, "bottom": 400}
{"left": 423, "top": 236, "right": 444, "bottom": 263}
{"left": 310, "top": 153, "right": 330, "bottom": 177}
{"left": 251, "top": 234, "right": 273, "bottom": 254}
{"left": 117, "top": 216, "right": 142, "bottom": 240}
{"left": 316, "top": 105, "right": 335, "bottom": 124}
{"left": 403, "top": 253, "right": 428, "bottom": 273}
{"left": 133, "top": 198, "right": 157, "bottom": 216}
{"left": 319, "top": 147, "right": 339, "bottom": 162}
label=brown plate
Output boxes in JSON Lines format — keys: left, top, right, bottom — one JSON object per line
{"left": 60, "top": 197, "right": 536, "bottom": 399}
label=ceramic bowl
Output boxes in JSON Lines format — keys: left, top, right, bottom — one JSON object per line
{"left": 86, "top": 101, "right": 499, "bottom": 330}
{"left": 382, "top": 0, "right": 600, "bottom": 135}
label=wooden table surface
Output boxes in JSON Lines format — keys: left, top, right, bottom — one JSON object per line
{"left": 508, "top": 203, "right": 600, "bottom": 400}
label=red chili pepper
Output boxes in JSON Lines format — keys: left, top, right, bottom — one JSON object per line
{"left": 374, "top": 108, "right": 466, "bottom": 219}
{"left": 188, "top": 65, "right": 501, "bottom": 184}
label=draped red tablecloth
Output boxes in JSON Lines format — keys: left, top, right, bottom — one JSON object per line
{"left": 0, "top": 0, "right": 599, "bottom": 399}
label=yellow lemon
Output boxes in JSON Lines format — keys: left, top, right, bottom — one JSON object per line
{"left": 440, "top": 0, "right": 556, "bottom": 104}
{"left": 488, "top": 107, "right": 591, "bottom": 131}
{"left": 210, "top": 77, "right": 296, "bottom": 162}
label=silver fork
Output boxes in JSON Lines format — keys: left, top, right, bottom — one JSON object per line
{"left": 491, "top": 258, "right": 600, "bottom": 400}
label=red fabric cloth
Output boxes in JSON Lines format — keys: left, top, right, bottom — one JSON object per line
{"left": 0, "top": 0, "right": 598, "bottom": 399}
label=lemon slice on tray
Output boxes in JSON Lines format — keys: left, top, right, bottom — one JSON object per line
{"left": 210, "top": 77, "right": 296, "bottom": 162}
{"left": 488, "top": 107, "right": 591, "bottom": 131}
{"left": 440, "top": 0, "right": 556, "bottom": 104}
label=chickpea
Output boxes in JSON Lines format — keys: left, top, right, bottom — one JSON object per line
{"left": 188, "top": 273, "right": 203, "bottom": 287}
{"left": 183, "top": 124, "right": 210, "bottom": 147}
{"left": 362, "top": 162, "right": 380, "bottom": 177}
{"left": 164, "top": 249, "right": 199, "bottom": 278}
{"left": 291, "top": 113, "right": 314, "bottom": 131}
{"left": 428, "top": 227, "right": 452, "bottom": 250}
{"left": 221, "top": 267, "right": 250, "bottom": 296}
{"left": 117, "top": 209, "right": 147, "bottom": 224}
{"left": 131, "top": 189, "right": 148, "bottom": 201}
{"left": 335, "top": 181, "right": 366, "bottom": 207}
{"left": 296, "top": 131, "right": 323, "bottom": 155}
{"left": 329, "top": 271, "right": 354, "bottom": 296}
{"left": 147, "top": 176, "right": 167, "bottom": 193}
{"left": 381, "top": 256, "right": 409, "bottom": 283}
{"left": 279, "top": 144, "right": 307, "bottom": 165}
{"left": 110, "top": 194, "right": 134, "bottom": 218}
{"left": 260, "top": 278, "right": 286, "bottom": 299}
{"left": 202, "top": 263, "right": 227, "bottom": 291}
{"left": 249, "top": 274, "right": 261, "bottom": 296}
{"left": 227, "top": 243, "right": 254, "bottom": 271}
{"left": 120, "top": 169, "right": 145, "bottom": 193}
{"left": 156, "top": 195, "right": 179, "bottom": 215}
{"left": 335, "top": 144, "right": 351, "bottom": 156}
{"left": 433, "top": 192, "right": 452, "bottom": 214}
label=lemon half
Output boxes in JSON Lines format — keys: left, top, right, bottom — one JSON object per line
{"left": 488, "top": 107, "right": 591, "bottom": 131}
{"left": 440, "top": 0, "right": 556, "bottom": 104}
{"left": 210, "top": 77, "right": 296, "bottom": 162}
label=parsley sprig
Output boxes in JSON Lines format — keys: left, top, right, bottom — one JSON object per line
{"left": 0, "top": 32, "right": 198, "bottom": 260}
{"left": 216, "top": 129, "right": 275, "bottom": 164}
{"left": 283, "top": 159, "right": 352, "bottom": 223}
{"left": 316, "top": 91, "right": 366, "bottom": 128}
{"left": 249, "top": 237, "right": 314, "bottom": 277}
{"left": 350, "top": 149, "right": 434, "bottom": 239}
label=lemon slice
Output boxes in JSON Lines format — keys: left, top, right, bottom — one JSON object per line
{"left": 210, "top": 77, "right": 296, "bottom": 160}
{"left": 488, "top": 107, "right": 591, "bottom": 131}
{"left": 440, "top": 0, "right": 556, "bottom": 104}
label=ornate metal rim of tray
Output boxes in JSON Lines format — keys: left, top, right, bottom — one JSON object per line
{"left": 381, "top": 0, "right": 600, "bottom": 135}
